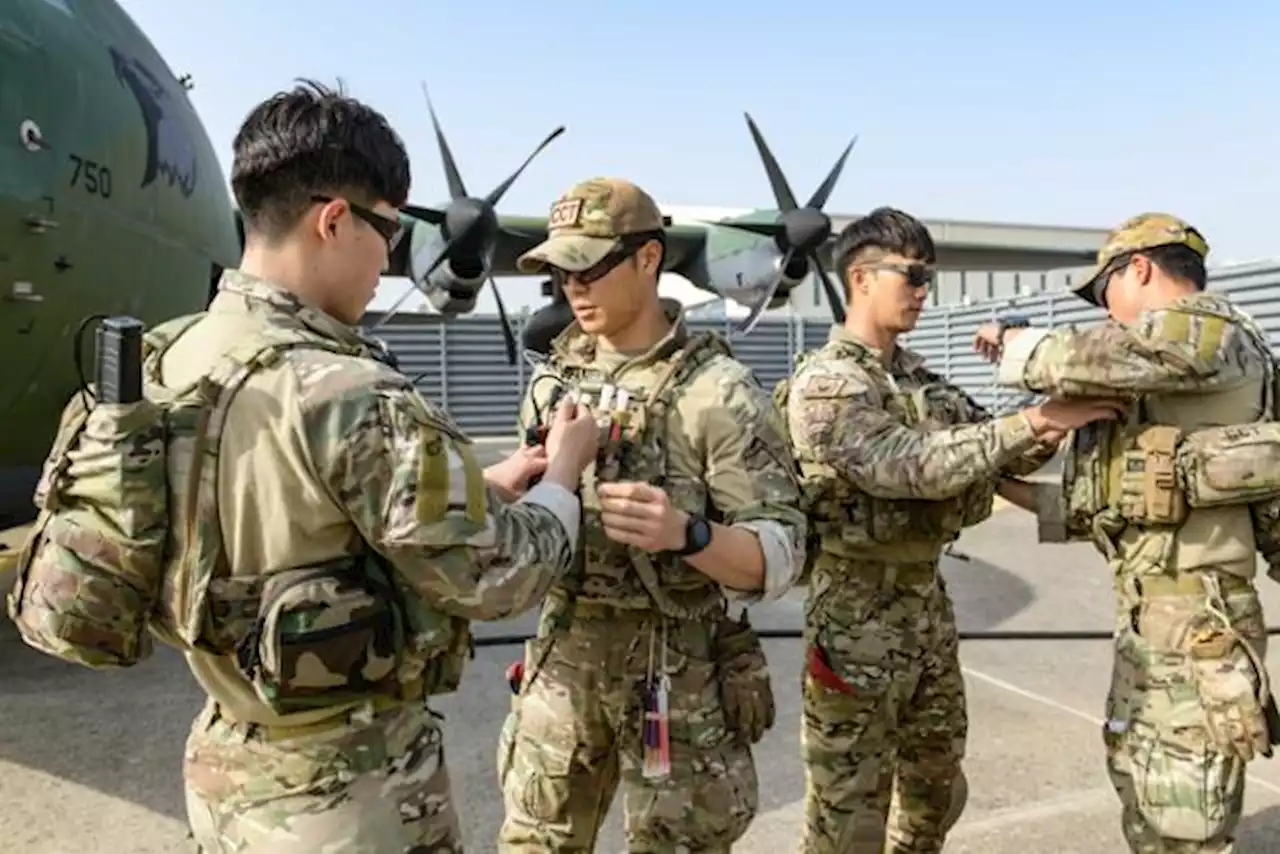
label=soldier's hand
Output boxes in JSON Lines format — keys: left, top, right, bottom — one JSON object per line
{"left": 1031, "top": 398, "right": 1128, "bottom": 435}
{"left": 484, "top": 445, "right": 548, "bottom": 499}
{"left": 973, "top": 322, "right": 1023, "bottom": 362}
{"left": 544, "top": 400, "right": 598, "bottom": 476}
{"left": 597, "top": 482, "right": 685, "bottom": 552}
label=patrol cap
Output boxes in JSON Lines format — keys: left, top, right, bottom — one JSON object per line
{"left": 1070, "top": 212, "right": 1209, "bottom": 307}
{"left": 517, "top": 177, "right": 665, "bottom": 274}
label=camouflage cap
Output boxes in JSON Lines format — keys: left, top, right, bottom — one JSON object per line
{"left": 516, "top": 177, "right": 665, "bottom": 274}
{"left": 1070, "top": 212, "right": 1209, "bottom": 307}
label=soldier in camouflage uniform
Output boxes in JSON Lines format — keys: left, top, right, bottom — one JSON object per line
{"left": 783, "top": 206, "right": 1126, "bottom": 853}
{"left": 496, "top": 177, "right": 808, "bottom": 852}
{"left": 153, "top": 83, "right": 598, "bottom": 853}
{"left": 983, "top": 213, "right": 1280, "bottom": 853}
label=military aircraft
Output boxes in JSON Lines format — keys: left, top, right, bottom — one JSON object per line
{"left": 4, "top": 0, "right": 1089, "bottom": 530}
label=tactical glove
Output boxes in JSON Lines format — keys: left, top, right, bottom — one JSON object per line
{"left": 1190, "top": 627, "right": 1273, "bottom": 762}
{"left": 713, "top": 610, "right": 775, "bottom": 746}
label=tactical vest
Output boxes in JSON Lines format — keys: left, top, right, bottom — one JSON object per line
{"left": 783, "top": 338, "right": 994, "bottom": 562}
{"left": 9, "top": 312, "right": 470, "bottom": 716}
{"left": 537, "top": 331, "right": 733, "bottom": 619}
{"left": 1060, "top": 298, "right": 1280, "bottom": 578}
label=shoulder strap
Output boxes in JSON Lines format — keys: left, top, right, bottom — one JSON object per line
{"left": 168, "top": 326, "right": 357, "bottom": 649}
{"left": 144, "top": 313, "right": 206, "bottom": 357}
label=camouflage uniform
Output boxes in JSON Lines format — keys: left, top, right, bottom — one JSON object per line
{"left": 999, "top": 214, "right": 1277, "bottom": 853}
{"left": 155, "top": 272, "right": 580, "bottom": 853}
{"left": 784, "top": 326, "right": 1058, "bottom": 853}
{"left": 496, "top": 178, "right": 808, "bottom": 852}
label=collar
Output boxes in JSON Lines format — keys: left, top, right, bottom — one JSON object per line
{"left": 827, "top": 324, "right": 925, "bottom": 373}
{"left": 550, "top": 297, "right": 689, "bottom": 369}
{"left": 211, "top": 269, "right": 373, "bottom": 352}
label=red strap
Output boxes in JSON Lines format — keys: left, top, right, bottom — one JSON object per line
{"left": 807, "top": 645, "right": 856, "bottom": 695}
{"left": 506, "top": 660, "right": 524, "bottom": 694}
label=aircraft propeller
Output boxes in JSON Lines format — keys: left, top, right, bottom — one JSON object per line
{"left": 392, "top": 83, "right": 565, "bottom": 366}
{"left": 719, "top": 113, "right": 856, "bottom": 337}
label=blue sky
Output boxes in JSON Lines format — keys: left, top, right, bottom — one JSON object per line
{"left": 117, "top": 0, "right": 1280, "bottom": 314}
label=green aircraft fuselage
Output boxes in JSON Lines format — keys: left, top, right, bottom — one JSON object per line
{"left": 1, "top": 0, "right": 238, "bottom": 522}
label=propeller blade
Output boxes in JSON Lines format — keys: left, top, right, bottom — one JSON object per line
{"left": 487, "top": 277, "right": 518, "bottom": 366}
{"left": 420, "top": 82, "right": 467, "bottom": 200}
{"left": 484, "top": 126, "right": 567, "bottom": 207}
{"left": 402, "top": 204, "right": 445, "bottom": 225}
{"left": 731, "top": 247, "right": 794, "bottom": 338}
{"left": 367, "top": 284, "right": 417, "bottom": 331}
{"left": 743, "top": 113, "right": 798, "bottom": 213}
{"left": 805, "top": 135, "right": 858, "bottom": 211}
{"left": 416, "top": 241, "right": 454, "bottom": 282}
{"left": 809, "top": 253, "right": 846, "bottom": 325}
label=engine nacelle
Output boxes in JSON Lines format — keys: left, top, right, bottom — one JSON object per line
{"left": 407, "top": 224, "right": 489, "bottom": 316}
{"left": 705, "top": 243, "right": 809, "bottom": 311}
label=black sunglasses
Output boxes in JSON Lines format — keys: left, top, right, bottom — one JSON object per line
{"left": 550, "top": 230, "right": 664, "bottom": 286}
{"left": 857, "top": 260, "right": 936, "bottom": 289}
{"left": 1091, "top": 256, "right": 1137, "bottom": 308}
{"left": 311, "top": 194, "right": 404, "bottom": 253}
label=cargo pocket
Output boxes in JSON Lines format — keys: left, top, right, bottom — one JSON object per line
{"left": 1130, "top": 723, "right": 1240, "bottom": 842}
{"left": 236, "top": 566, "right": 402, "bottom": 716}
{"left": 628, "top": 637, "right": 758, "bottom": 848}
{"left": 501, "top": 635, "right": 578, "bottom": 825}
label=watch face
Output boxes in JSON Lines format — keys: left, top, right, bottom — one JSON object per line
{"left": 690, "top": 516, "right": 711, "bottom": 549}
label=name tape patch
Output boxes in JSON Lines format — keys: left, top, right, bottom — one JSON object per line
{"left": 548, "top": 198, "right": 583, "bottom": 229}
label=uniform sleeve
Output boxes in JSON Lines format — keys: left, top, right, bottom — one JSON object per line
{"left": 308, "top": 381, "right": 579, "bottom": 622}
{"left": 787, "top": 366, "right": 1041, "bottom": 501}
{"left": 963, "top": 392, "right": 1059, "bottom": 478}
{"left": 701, "top": 371, "right": 807, "bottom": 604}
{"left": 997, "top": 311, "right": 1256, "bottom": 398}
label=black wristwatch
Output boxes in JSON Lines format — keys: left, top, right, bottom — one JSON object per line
{"left": 995, "top": 314, "right": 1030, "bottom": 345}
{"left": 675, "top": 513, "right": 713, "bottom": 557}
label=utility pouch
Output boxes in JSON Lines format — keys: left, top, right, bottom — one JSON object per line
{"left": 713, "top": 609, "right": 775, "bottom": 745}
{"left": 1179, "top": 422, "right": 1280, "bottom": 509}
{"left": 235, "top": 560, "right": 405, "bottom": 716}
{"left": 1117, "top": 426, "right": 1187, "bottom": 525}
{"left": 7, "top": 393, "right": 169, "bottom": 671}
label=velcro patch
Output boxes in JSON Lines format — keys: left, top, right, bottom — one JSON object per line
{"left": 800, "top": 376, "right": 852, "bottom": 400}
{"left": 548, "top": 198, "right": 583, "bottom": 229}
{"left": 416, "top": 425, "right": 486, "bottom": 526}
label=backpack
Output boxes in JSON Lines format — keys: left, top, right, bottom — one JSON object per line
{"left": 6, "top": 313, "right": 351, "bottom": 671}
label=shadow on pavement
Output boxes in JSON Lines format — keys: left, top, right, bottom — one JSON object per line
{"left": 1239, "top": 803, "right": 1280, "bottom": 850}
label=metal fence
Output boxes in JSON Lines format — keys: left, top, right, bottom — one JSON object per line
{"left": 364, "top": 261, "right": 1280, "bottom": 436}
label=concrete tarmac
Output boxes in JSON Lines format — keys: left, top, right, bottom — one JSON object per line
{"left": 7, "top": 447, "right": 1280, "bottom": 851}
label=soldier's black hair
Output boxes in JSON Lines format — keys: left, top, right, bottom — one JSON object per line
{"left": 231, "top": 79, "right": 411, "bottom": 240}
{"left": 832, "top": 206, "right": 937, "bottom": 298}
{"left": 1118, "top": 244, "right": 1208, "bottom": 291}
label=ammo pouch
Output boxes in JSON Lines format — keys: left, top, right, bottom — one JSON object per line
{"left": 1178, "top": 422, "right": 1280, "bottom": 509}
{"left": 712, "top": 609, "right": 775, "bottom": 745}
{"left": 7, "top": 393, "right": 169, "bottom": 670}
{"left": 235, "top": 556, "right": 408, "bottom": 716}
{"left": 1114, "top": 425, "right": 1187, "bottom": 525}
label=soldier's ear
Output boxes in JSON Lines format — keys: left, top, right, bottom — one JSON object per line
{"left": 638, "top": 239, "right": 662, "bottom": 275}
{"left": 1130, "top": 253, "right": 1155, "bottom": 286}
{"left": 845, "top": 265, "right": 870, "bottom": 297}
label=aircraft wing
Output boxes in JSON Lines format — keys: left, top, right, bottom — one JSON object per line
{"left": 483, "top": 214, "right": 711, "bottom": 276}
